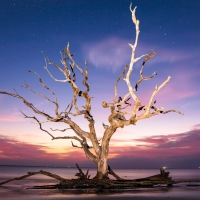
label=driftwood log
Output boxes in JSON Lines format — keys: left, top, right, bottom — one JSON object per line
{"left": 0, "top": 170, "right": 66, "bottom": 186}
{"left": 1, "top": 166, "right": 200, "bottom": 189}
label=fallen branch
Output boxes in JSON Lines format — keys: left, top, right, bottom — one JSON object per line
{"left": 1, "top": 168, "right": 200, "bottom": 188}
{"left": 0, "top": 170, "right": 67, "bottom": 186}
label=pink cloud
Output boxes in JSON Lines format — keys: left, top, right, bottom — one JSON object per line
{"left": 0, "top": 135, "right": 86, "bottom": 163}
{"left": 1, "top": 125, "right": 200, "bottom": 168}
{"left": 133, "top": 69, "right": 199, "bottom": 105}
{"left": 0, "top": 113, "right": 24, "bottom": 122}
{"left": 120, "top": 125, "right": 200, "bottom": 158}
{"left": 156, "top": 81, "right": 199, "bottom": 101}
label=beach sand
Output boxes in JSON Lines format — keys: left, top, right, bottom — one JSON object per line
{"left": 1, "top": 179, "right": 200, "bottom": 200}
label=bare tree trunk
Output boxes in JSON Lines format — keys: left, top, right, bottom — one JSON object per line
{"left": 94, "top": 157, "right": 108, "bottom": 179}
{"left": 94, "top": 126, "right": 116, "bottom": 180}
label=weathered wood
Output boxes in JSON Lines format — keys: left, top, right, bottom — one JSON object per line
{"left": 134, "top": 168, "right": 171, "bottom": 182}
{"left": 75, "top": 163, "right": 90, "bottom": 180}
{"left": 1, "top": 168, "right": 200, "bottom": 189}
{"left": 0, "top": 170, "right": 67, "bottom": 186}
{"left": 108, "top": 165, "right": 124, "bottom": 180}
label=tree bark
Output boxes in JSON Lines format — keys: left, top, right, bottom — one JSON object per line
{"left": 93, "top": 126, "right": 117, "bottom": 180}
{"left": 94, "top": 157, "right": 108, "bottom": 179}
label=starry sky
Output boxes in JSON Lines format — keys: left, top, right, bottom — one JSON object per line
{"left": 0, "top": 0, "right": 200, "bottom": 169}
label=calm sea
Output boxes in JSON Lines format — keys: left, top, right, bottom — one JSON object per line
{"left": 0, "top": 166, "right": 200, "bottom": 200}
{"left": 1, "top": 165, "right": 200, "bottom": 180}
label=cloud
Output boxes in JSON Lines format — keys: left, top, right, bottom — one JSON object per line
{"left": 158, "top": 82, "right": 199, "bottom": 100}
{"left": 0, "top": 135, "right": 87, "bottom": 166}
{"left": 0, "top": 112, "right": 24, "bottom": 122}
{"left": 106, "top": 124, "right": 200, "bottom": 168}
{"left": 136, "top": 43, "right": 197, "bottom": 65}
{"left": 193, "top": 124, "right": 200, "bottom": 129}
{"left": 83, "top": 37, "right": 131, "bottom": 71}
{"left": 135, "top": 66, "right": 200, "bottom": 104}
{"left": 135, "top": 130, "right": 200, "bottom": 152}
{"left": 1, "top": 124, "right": 200, "bottom": 168}
{"left": 82, "top": 37, "right": 199, "bottom": 72}
{"left": 127, "top": 80, "right": 196, "bottom": 107}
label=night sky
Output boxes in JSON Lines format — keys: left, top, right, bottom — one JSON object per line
{"left": 0, "top": 0, "right": 200, "bottom": 169}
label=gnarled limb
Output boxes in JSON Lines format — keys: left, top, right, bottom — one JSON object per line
{"left": 102, "top": 5, "right": 183, "bottom": 132}
{"left": 71, "top": 140, "right": 82, "bottom": 148}
{"left": 113, "top": 64, "right": 129, "bottom": 104}
{"left": 21, "top": 111, "right": 54, "bottom": 139}
{"left": 23, "top": 112, "right": 98, "bottom": 163}
{"left": 0, "top": 170, "right": 67, "bottom": 186}
{"left": 50, "top": 128, "right": 72, "bottom": 132}
{"left": 44, "top": 44, "right": 92, "bottom": 119}
{"left": 108, "top": 165, "right": 124, "bottom": 180}
{"left": 134, "top": 50, "right": 157, "bottom": 92}
{"left": 21, "top": 111, "right": 98, "bottom": 164}
{"left": 42, "top": 44, "right": 100, "bottom": 156}
{"left": 0, "top": 91, "right": 55, "bottom": 120}
{"left": 75, "top": 163, "right": 91, "bottom": 180}
{"left": 22, "top": 79, "right": 59, "bottom": 116}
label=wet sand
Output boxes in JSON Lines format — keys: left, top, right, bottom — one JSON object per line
{"left": 1, "top": 180, "right": 200, "bottom": 200}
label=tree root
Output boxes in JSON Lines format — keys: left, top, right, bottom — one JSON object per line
{"left": 75, "top": 163, "right": 90, "bottom": 179}
{"left": 108, "top": 165, "right": 124, "bottom": 180}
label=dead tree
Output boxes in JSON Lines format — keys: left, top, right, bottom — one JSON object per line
{"left": 0, "top": 4, "right": 183, "bottom": 180}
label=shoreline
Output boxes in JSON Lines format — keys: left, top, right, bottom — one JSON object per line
{"left": 1, "top": 180, "right": 200, "bottom": 200}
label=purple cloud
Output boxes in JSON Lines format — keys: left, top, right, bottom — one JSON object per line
{"left": 82, "top": 37, "right": 199, "bottom": 72}
{"left": 0, "top": 135, "right": 87, "bottom": 166}
{"left": 133, "top": 125, "right": 200, "bottom": 154}
{"left": 83, "top": 37, "right": 131, "bottom": 71}
{"left": 1, "top": 124, "right": 200, "bottom": 169}
{"left": 107, "top": 124, "right": 200, "bottom": 168}
{"left": 137, "top": 43, "right": 197, "bottom": 64}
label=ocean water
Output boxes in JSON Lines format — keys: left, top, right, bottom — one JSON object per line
{"left": 1, "top": 165, "right": 200, "bottom": 180}
{"left": 0, "top": 166, "right": 200, "bottom": 200}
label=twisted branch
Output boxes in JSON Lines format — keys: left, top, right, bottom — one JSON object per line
{"left": 102, "top": 4, "right": 183, "bottom": 129}
{"left": 0, "top": 91, "right": 54, "bottom": 120}
{"left": 50, "top": 128, "right": 72, "bottom": 132}
{"left": 22, "top": 79, "right": 59, "bottom": 116}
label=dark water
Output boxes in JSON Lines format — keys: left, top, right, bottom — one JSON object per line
{"left": 0, "top": 166, "right": 200, "bottom": 200}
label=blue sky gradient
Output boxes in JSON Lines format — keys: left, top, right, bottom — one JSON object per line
{"left": 0, "top": 0, "right": 200, "bottom": 168}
